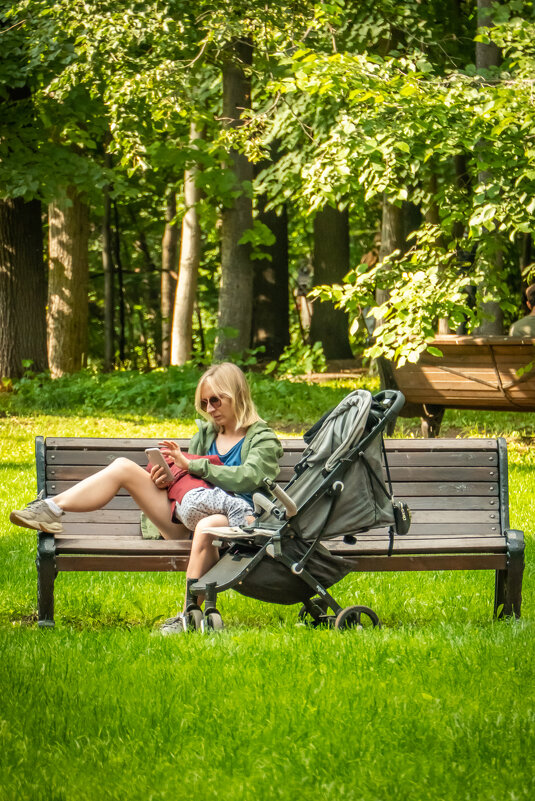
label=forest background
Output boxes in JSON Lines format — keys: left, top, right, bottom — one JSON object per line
{"left": 1, "top": 0, "right": 535, "bottom": 384}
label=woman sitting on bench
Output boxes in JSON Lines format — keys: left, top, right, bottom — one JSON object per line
{"left": 10, "top": 362, "right": 283, "bottom": 634}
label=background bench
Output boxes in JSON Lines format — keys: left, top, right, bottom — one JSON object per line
{"left": 35, "top": 435, "right": 524, "bottom": 626}
{"left": 378, "top": 335, "right": 535, "bottom": 436}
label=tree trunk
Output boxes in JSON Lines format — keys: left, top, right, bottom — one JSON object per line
{"left": 161, "top": 191, "right": 179, "bottom": 366}
{"left": 310, "top": 205, "right": 353, "bottom": 360}
{"left": 171, "top": 123, "right": 203, "bottom": 366}
{"left": 475, "top": 0, "right": 503, "bottom": 334}
{"left": 214, "top": 38, "right": 254, "bottom": 361}
{"left": 521, "top": 233, "right": 532, "bottom": 274}
{"left": 132, "top": 222, "right": 160, "bottom": 359}
{"left": 47, "top": 188, "right": 89, "bottom": 377}
{"left": 423, "top": 173, "right": 451, "bottom": 334}
{"left": 251, "top": 204, "right": 289, "bottom": 359}
{"left": 452, "top": 153, "right": 472, "bottom": 241}
{"left": 112, "top": 201, "right": 126, "bottom": 363}
{"left": 476, "top": 0, "right": 501, "bottom": 70}
{"left": 0, "top": 198, "right": 47, "bottom": 378}
{"left": 102, "top": 184, "right": 115, "bottom": 371}
{"left": 376, "top": 196, "right": 404, "bottom": 309}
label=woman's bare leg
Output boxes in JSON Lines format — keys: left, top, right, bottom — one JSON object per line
{"left": 53, "top": 457, "right": 184, "bottom": 539}
{"left": 185, "top": 514, "right": 229, "bottom": 607}
{"left": 187, "top": 514, "right": 228, "bottom": 579}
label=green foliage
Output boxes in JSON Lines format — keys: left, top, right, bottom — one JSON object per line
{"left": 7, "top": 367, "right": 202, "bottom": 419}
{"left": 249, "top": 2, "right": 535, "bottom": 353}
{"left": 238, "top": 219, "right": 276, "bottom": 261}
{"left": 264, "top": 326, "right": 327, "bottom": 377}
{"left": 313, "top": 224, "right": 513, "bottom": 365}
{"left": 3, "top": 366, "right": 358, "bottom": 427}
{"left": 2, "top": 0, "right": 535, "bottom": 369}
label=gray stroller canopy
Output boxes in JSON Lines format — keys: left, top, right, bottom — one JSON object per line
{"left": 255, "top": 389, "right": 395, "bottom": 541}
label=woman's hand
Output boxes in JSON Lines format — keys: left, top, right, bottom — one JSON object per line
{"left": 150, "top": 465, "right": 174, "bottom": 489}
{"left": 160, "top": 440, "right": 189, "bottom": 470}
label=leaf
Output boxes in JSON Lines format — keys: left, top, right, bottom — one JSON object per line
{"left": 349, "top": 317, "right": 360, "bottom": 336}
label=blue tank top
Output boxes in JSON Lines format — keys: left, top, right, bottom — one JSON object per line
{"left": 208, "top": 437, "right": 252, "bottom": 505}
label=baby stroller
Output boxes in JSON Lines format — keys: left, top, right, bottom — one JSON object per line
{"left": 188, "top": 389, "right": 408, "bottom": 632}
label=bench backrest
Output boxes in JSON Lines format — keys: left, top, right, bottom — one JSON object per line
{"left": 391, "top": 335, "right": 535, "bottom": 411}
{"left": 38, "top": 436, "right": 509, "bottom": 541}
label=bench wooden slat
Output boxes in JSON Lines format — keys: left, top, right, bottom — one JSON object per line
{"left": 54, "top": 535, "right": 506, "bottom": 556}
{"left": 46, "top": 464, "right": 296, "bottom": 483}
{"left": 57, "top": 555, "right": 190, "bottom": 571}
{"left": 47, "top": 449, "right": 500, "bottom": 469}
{"left": 385, "top": 452, "right": 497, "bottom": 466}
{"left": 44, "top": 436, "right": 308, "bottom": 453}
{"left": 44, "top": 491, "right": 502, "bottom": 513}
{"left": 45, "top": 463, "right": 501, "bottom": 484}
{"left": 340, "top": 554, "right": 506, "bottom": 571}
{"left": 47, "top": 482, "right": 132, "bottom": 496}
{"left": 62, "top": 510, "right": 142, "bottom": 524}
{"left": 59, "top": 521, "right": 500, "bottom": 538}
{"left": 45, "top": 436, "right": 499, "bottom": 452}
{"left": 46, "top": 479, "right": 500, "bottom": 499}
{"left": 401, "top": 376, "right": 535, "bottom": 392}
{"left": 399, "top": 366, "right": 535, "bottom": 381}
{"left": 62, "top": 523, "right": 143, "bottom": 535}
{"left": 55, "top": 553, "right": 506, "bottom": 573}
{"left": 56, "top": 536, "right": 190, "bottom": 553}
{"left": 388, "top": 482, "right": 498, "bottom": 496}
{"left": 385, "top": 439, "right": 497, "bottom": 451}
{"left": 71, "top": 494, "right": 499, "bottom": 512}
{"left": 47, "top": 450, "right": 305, "bottom": 469}
{"left": 388, "top": 467, "right": 498, "bottom": 481}
{"left": 400, "top": 496, "right": 498, "bottom": 510}
{"left": 60, "top": 507, "right": 499, "bottom": 527}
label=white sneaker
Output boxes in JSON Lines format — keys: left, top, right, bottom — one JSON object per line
{"left": 159, "top": 613, "right": 188, "bottom": 635}
{"left": 10, "top": 496, "right": 64, "bottom": 533}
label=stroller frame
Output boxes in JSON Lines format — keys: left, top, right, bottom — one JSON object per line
{"left": 188, "top": 390, "right": 405, "bottom": 632}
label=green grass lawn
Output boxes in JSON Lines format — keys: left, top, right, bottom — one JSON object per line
{"left": 1, "top": 380, "right": 534, "bottom": 801}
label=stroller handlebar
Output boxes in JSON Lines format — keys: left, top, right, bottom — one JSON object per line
{"left": 373, "top": 389, "right": 406, "bottom": 418}
{"left": 263, "top": 477, "right": 298, "bottom": 518}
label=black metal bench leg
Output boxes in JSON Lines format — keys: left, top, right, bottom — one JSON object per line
{"left": 494, "top": 529, "right": 525, "bottom": 619}
{"left": 36, "top": 534, "right": 57, "bottom": 628}
{"left": 421, "top": 405, "right": 445, "bottom": 438}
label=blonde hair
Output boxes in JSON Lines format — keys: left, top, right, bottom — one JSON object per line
{"left": 194, "top": 362, "right": 261, "bottom": 430}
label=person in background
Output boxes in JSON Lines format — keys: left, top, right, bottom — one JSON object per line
{"left": 509, "top": 284, "right": 535, "bottom": 337}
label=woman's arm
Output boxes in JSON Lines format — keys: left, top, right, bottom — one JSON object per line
{"left": 187, "top": 430, "right": 283, "bottom": 494}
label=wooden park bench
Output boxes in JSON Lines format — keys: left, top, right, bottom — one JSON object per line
{"left": 33, "top": 435, "right": 524, "bottom": 626}
{"left": 378, "top": 335, "right": 535, "bottom": 437}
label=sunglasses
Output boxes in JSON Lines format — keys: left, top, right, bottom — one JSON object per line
{"left": 200, "top": 395, "right": 223, "bottom": 411}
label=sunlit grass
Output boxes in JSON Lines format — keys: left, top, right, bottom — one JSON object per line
{"left": 1, "top": 402, "right": 534, "bottom": 801}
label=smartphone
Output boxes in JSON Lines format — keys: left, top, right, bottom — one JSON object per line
{"left": 145, "top": 448, "right": 174, "bottom": 482}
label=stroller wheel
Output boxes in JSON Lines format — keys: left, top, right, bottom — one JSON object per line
{"left": 183, "top": 609, "right": 203, "bottom": 631}
{"left": 190, "top": 609, "right": 204, "bottom": 630}
{"left": 202, "top": 611, "right": 224, "bottom": 632}
{"left": 297, "top": 597, "right": 329, "bottom": 627}
{"left": 334, "top": 605, "right": 381, "bottom": 631}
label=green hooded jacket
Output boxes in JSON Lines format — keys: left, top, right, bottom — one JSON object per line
{"left": 186, "top": 419, "right": 283, "bottom": 495}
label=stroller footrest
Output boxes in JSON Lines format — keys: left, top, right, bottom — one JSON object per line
{"left": 191, "top": 545, "right": 268, "bottom": 594}
{"left": 203, "top": 526, "right": 274, "bottom": 542}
